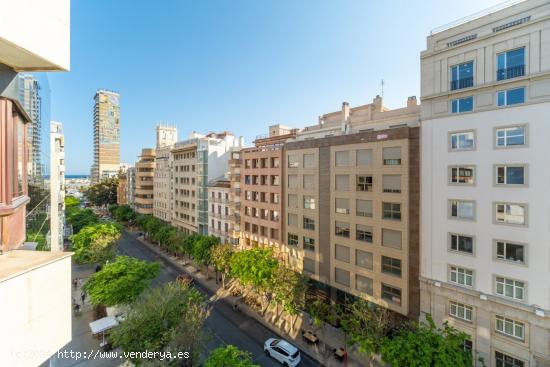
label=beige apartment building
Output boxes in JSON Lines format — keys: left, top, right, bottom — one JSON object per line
{"left": 284, "top": 96, "right": 420, "bottom": 318}
{"left": 135, "top": 148, "right": 155, "bottom": 214}
{"left": 228, "top": 148, "right": 243, "bottom": 246}
{"left": 420, "top": 1, "right": 550, "bottom": 366}
{"left": 171, "top": 141, "right": 198, "bottom": 234}
{"left": 240, "top": 125, "right": 297, "bottom": 260}
{"left": 117, "top": 166, "right": 128, "bottom": 205}
{"left": 154, "top": 125, "right": 177, "bottom": 222}
{"left": 91, "top": 89, "right": 120, "bottom": 183}
{"left": 208, "top": 178, "right": 232, "bottom": 243}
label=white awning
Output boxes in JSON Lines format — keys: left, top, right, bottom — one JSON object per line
{"left": 89, "top": 316, "right": 118, "bottom": 334}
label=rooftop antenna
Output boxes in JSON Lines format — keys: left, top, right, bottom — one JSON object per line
{"left": 380, "top": 79, "right": 385, "bottom": 99}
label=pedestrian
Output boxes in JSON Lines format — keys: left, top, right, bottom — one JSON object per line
{"left": 81, "top": 292, "right": 86, "bottom": 305}
{"left": 73, "top": 278, "right": 78, "bottom": 290}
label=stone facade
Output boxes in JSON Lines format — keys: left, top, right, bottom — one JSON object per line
{"left": 135, "top": 148, "right": 155, "bottom": 215}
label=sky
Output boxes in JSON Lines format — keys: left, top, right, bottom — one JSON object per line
{"left": 48, "top": 0, "right": 505, "bottom": 175}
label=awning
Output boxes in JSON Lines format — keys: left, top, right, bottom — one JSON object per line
{"left": 89, "top": 316, "right": 118, "bottom": 334}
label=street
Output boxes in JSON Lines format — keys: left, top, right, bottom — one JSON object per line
{"left": 117, "top": 231, "right": 321, "bottom": 367}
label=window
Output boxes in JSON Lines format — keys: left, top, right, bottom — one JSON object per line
{"left": 288, "top": 213, "right": 298, "bottom": 227}
{"left": 495, "top": 316, "right": 525, "bottom": 340}
{"left": 450, "top": 200, "right": 475, "bottom": 220}
{"left": 304, "top": 237, "right": 315, "bottom": 252}
{"left": 382, "top": 202, "right": 401, "bottom": 221}
{"left": 287, "top": 194, "right": 298, "bottom": 208}
{"left": 356, "top": 225, "right": 373, "bottom": 243}
{"left": 303, "top": 174, "right": 314, "bottom": 188}
{"left": 356, "top": 275, "right": 373, "bottom": 295}
{"left": 356, "top": 149, "right": 373, "bottom": 166}
{"left": 450, "top": 301, "right": 473, "bottom": 322}
{"left": 335, "top": 175, "right": 350, "bottom": 191}
{"left": 449, "top": 233, "right": 474, "bottom": 254}
{"left": 356, "top": 175, "right": 373, "bottom": 192}
{"left": 381, "top": 284, "right": 401, "bottom": 305}
{"left": 303, "top": 217, "right": 315, "bottom": 231}
{"left": 335, "top": 151, "right": 350, "bottom": 167}
{"left": 382, "top": 175, "right": 401, "bottom": 193}
{"left": 383, "top": 147, "right": 401, "bottom": 165}
{"left": 335, "top": 198, "right": 349, "bottom": 214}
{"left": 355, "top": 249, "right": 373, "bottom": 270}
{"left": 356, "top": 199, "right": 373, "bottom": 217}
{"left": 450, "top": 266, "right": 473, "bottom": 287}
{"left": 303, "top": 153, "right": 315, "bottom": 168}
{"left": 271, "top": 157, "right": 280, "bottom": 168}
{"left": 496, "top": 241, "right": 525, "bottom": 264}
{"left": 335, "top": 244, "right": 350, "bottom": 263}
{"left": 497, "top": 87, "right": 525, "bottom": 106}
{"left": 303, "top": 196, "right": 316, "bottom": 210}
{"left": 495, "top": 203, "right": 526, "bottom": 225}
{"left": 496, "top": 277, "right": 525, "bottom": 301}
{"left": 334, "top": 268, "right": 350, "bottom": 287}
{"left": 288, "top": 155, "right": 299, "bottom": 168}
{"left": 496, "top": 126, "right": 525, "bottom": 147}
{"left": 497, "top": 48, "right": 525, "bottom": 80}
{"left": 287, "top": 175, "right": 298, "bottom": 188}
{"left": 335, "top": 221, "right": 350, "bottom": 238}
{"left": 451, "top": 96, "right": 474, "bottom": 113}
{"left": 496, "top": 165, "right": 525, "bottom": 185}
{"left": 287, "top": 233, "right": 299, "bottom": 246}
{"left": 382, "top": 229, "right": 401, "bottom": 250}
{"left": 382, "top": 256, "right": 402, "bottom": 277}
{"left": 450, "top": 61, "right": 474, "bottom": 90}
{"left": 303, "top": 258, "right": 316, "bottom": 274}
{"left": 495, "top": 351, "right": 524, "bottom": 367}
{"left": 449, "top": 166, "right": 475, "bottom": 184}
{"left": 450, "top": 131, "right": 475, "bottom": 150}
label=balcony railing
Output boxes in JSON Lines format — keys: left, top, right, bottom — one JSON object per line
{"left": 450, "top": 77, "right": 473, "bottom": 90}
{"left": 497, "top": 65, "right": 525, "bottom": 81}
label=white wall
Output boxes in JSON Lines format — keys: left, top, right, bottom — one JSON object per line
{"left": 0, "top": 0, "right": 70, "bottom": 71}
{"left": 0, "top": 254, "right": 72, "bottom": 366}
{"left": 421, "top": 102, "right": 550, "bottom": 310}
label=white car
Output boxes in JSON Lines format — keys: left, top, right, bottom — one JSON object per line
{"left": 264, "top": 338, "right": 301, "bottom": 366}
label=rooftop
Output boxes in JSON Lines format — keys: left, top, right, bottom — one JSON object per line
{"left": 0, "top": 250, "right": 72, "bottom": 284}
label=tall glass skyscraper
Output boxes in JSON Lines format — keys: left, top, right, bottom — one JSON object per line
{"left": 91, "top": 89, "right": 120, "bottom": 183}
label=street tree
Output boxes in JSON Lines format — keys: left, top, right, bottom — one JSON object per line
{"left": 67, "top": 208, "right": 99, "bottom": 234}
{"left": 204, "top": 345, "right": 260, "bottom": 367}
{"left": 110, "top": 282, "right": 208, "bottom": 366}
{"left": 84, "top": 177, "right": 118, "bottom": 207}
{"left": 153, "top": 225, "right": 176, "bottom": 249}
{"left": 230, "top": 248, "right": 278, "bottom": 302}
{"left": 192, "top": 235, "right": 219, "bottom": 277}
{"left": 70, "top": 222, "right": 120, "bottom": 264}
{"left": 210, "top": 243, "right": 233, "bottom": 288}
{"left": 272, "top": 265, "right": 307, "bottom": 329}
{"left": 82, "top": 256, "right": 160, "bottom": 306}
{"left": 380, "top": 314, "right": 472, "bottom": 367}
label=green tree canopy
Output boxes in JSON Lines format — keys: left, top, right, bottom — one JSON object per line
{"left": 67, "top": 208, "right": 99, "bottom": 234}
{"left": 272, "top": 265, "right": 307, "bottom": 316}
{"left": 84, "top": 177, "right": 118, "bottom": 207}
{"left": 112, "top": 205, "right": 137, "bottom": 223}
{"left": 204, "top": 345, "right": 260, "bottom": 367}
{"left": 64, "top": 195, "right": 80, "bottom": 209}
{"left": 192, "top": 235, "right": 219, "bottom": 267}
{"left": 210, "top": 243, "right": 233, "bottom": 288}
{"left": 82, "top": 256, "right": 160, "bottom": 306}
{"left": 230, "top": 248, "right": 278, "bottom": 292}
{"left": 110, "top": 282, "right": 208, "bottom": 365}
{"left": 380, "top": 314, "right": 472, "bottom": 367}
{"left": 70, "top": 222, "right": 120, "bottom": 264}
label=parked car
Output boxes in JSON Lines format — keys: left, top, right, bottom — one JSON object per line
{"left": 264, "top": 338, "right": 301, "bottom": 366}
{"left": 176, "top": 274, "right": 193, "bottom": 286}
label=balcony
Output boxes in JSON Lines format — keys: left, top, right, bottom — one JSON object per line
{"left": 497, "top": 65, "right": 525, "bottom": 81}
{"left": 450, "top": 77, "right": 473, "bottom": 90}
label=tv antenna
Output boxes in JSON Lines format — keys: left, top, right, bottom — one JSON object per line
{"left": 380, "top": 79, "right": 385, "bottom": 98}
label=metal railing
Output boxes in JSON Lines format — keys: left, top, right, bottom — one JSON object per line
{"left": 497, "top": 65, "right": 525, "bottom": 81}
{"left": 450, "top": 77, "right": 474, "bottom": 90}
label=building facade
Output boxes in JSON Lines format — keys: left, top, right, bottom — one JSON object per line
{"left": 208, "top": 178, "right": 232, "bottom": 243}
{"left": 154, "top": 125, "right": 177, "bottom": 222}
{"left": 284, "top": 97, "right": 420, "bottom": 318}
{"left": 420, "top": 1, "right": 550, "bottom": 365}
{"left": 135, "top": 148, "right": 155, "bottom": 215}
{"left": 127, "top": 166, "right": 136, "bottom": 209}
{"left": 18, "top": 74, "right": 43, "bottom": 182}
{"left": 171, "top": 132, "right": 240, "bottom": 235}
{"left": 117, "top": 165, "right": 129, "bottom": 205}
{"left": 239, "top": 125, "right": 296, "bottom": 260}
{"left": 49, "top": 121, "right": 65, "bottom": 251}
{"left": 91, "top": 89, "right": 120, "bottom": 183}
{"left": 228, "top": 148, "right": 243, "bottom": 245}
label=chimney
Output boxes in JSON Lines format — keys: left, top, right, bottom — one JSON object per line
{"left": 372, "top": 95, "right": 383, "bottom": 112}
{"left": 342, "top": 102, "right": 350, "bottom": 122}
{"left": 407, "top": 96, "right": 418, "bottom": 108}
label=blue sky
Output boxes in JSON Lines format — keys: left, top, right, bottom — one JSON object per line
{"left": 49, "top": 0, "right": 503, "bottom": 175}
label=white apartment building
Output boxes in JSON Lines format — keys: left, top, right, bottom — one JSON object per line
{"left": 208, "top": 178, "right": 232, "bottom": 243}
{"left": 421, "top": 1, "right": 550, "bottom": 366}
{"left": 50, "top": 121, "right": 65, "bottom": 251}
{"left": 154, "top": 125, "right": 177, "bottom": 222}
{"left": 171, "top": 132, "right": 243, "bottom": 235}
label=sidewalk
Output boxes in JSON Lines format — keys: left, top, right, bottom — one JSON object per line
{"left": 134, "top": 232, "right": 373, "bottom": 367}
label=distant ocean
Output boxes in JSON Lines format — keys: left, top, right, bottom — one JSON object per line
{"left": 65, "top": 175, "right": 90, "bottom": 179}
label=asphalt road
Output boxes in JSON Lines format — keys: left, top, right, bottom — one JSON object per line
{"left": 117, "top": 231, "right": 320, "bottom": 367}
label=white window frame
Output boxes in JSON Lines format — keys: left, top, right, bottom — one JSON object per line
{"left": 448, "top": 165, "right": 476, "bottom": 185}
{"left": 448, "top": 233, "right": 474, "bottom": 255}
{"left": 494, "top": 164, "right": 527, "bottom": 186}
{"left": 449, "top": 301, "right": 473, "bottom": 322}
{"left": 497, "top": 87, "right": 526, "bottom": 107}
{"left": 495, "top": 125, "right": 527, "bottom": 148}
{"left": 449, "top": 265, "right": 473, "bottom": 287}
{"left": 494, "top": 202, "right": 527, "bottom": 226}
{"left": 494, "top": 240, "right": 527, "bottom": 266}
{"left": 448, "top": 199, "right": 475, "bottom": 221}
{"left": 449, "top": 130, "right": 476, "bottom": 151}
{"left": 495, "top": 315, "right": 525, "bottom": 340}
{"left": 495, "top": 276, "right": 525, "bottom": 301}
